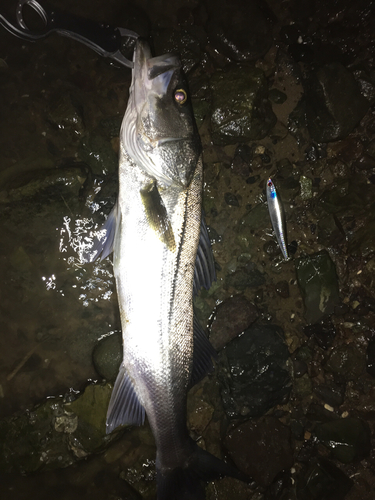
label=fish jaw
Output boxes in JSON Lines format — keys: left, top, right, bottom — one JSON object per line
{"left": 120, "top": 39, "right": 201, "bottom": 189}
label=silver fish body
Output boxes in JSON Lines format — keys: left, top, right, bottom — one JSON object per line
{"left": 87, "top": 39, "right": 247, "bottom": 498}
{"left": 266, "top": 178, "right": 289, "bottom": 260}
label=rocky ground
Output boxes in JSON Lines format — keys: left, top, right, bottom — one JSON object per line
{"left": 0, "top": 0, "right": 375, "bottom": 499}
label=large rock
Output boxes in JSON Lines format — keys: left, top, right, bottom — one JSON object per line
{"left": 316, "top": 418, "right": 371, "bottom": 463}
{"left": 304, "top": 62, "right": 369, "bottom": 142}
{"left": 0, "top": 383, "right": 117, "bottom": 474}
{"left": 296, "top": 458, "right": 353, "bottom": 500}
{"left": 93, "top": 332, "right": 122, "bottom": 381}
{"left": 295, "top": 251, "right": 340, "bottom": 324}
{"left": 225, "top": 416, "right": 294, "bottom": 488}
{"left": 205, "top": 0, "right": 273, "bottom": 62}
{"left": 210, "top": 65, "right": 276, "bottom": 145}
{"left": 209, "top": 295, "right": 258, "bottom": 350}
{"left": 218, "top": 324, "right": 291, "bottom": 419}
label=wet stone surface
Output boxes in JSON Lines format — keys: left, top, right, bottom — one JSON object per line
{"left": 295, "top": 251, "right": 340, "bottom": 324}
{"left": 296, "top": 458, "right": 353, "bottom": 500}
{"left": 209, "top": 65, "right": 276, "bottom": 145}
{"left": 218, "top": 323, "right": 291, "bottom": 419}
{"left": 1, "top": 0, "right": 375, "bottom": 499}
{"left": 225, "top": 416, "right": 294, "bottom": 488}
{"left": 303, "top": 62, "right": 370, "bottom": 143}
{"left": 209, "top": 295, "right": 258, "bottom": 350}
{"left": 315, "top": 418, "right": 371, "bottom": 464}
{"left": 92, "top": 331, "right": 122, "bottom": 382}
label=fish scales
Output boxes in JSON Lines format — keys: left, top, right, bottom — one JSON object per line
{"left": 115, "top": 147, "right": 203, "bottom": 466}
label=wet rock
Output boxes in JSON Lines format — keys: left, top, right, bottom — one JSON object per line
{"left": 46, "top": 92, "right": 85, "bottom": 137}
{"left": 231, "top": 144, "right": 253, "bottom": 177}
{"left": 295, "top": 251, "right": 340, "bottom": 324}
{"left": 294, "top": 374, "right": 312, "bottom": 399}
{"left": 224, "top": 192, "right": 239, "bottom": 207}
{"left": 92, "top": 332, "right": 122, "bottom": 382}
{"left": 313, "top": 383, "right": 345, "bottom": 407}
{"left": 219, "top": 324, "right": 291, "bottom": 419}
{"left": 264, "top": 470, "right": 294, "bottom": 500}
{"left": 366, "top": 337, "right": 375, "bottom": 377}
{"left": 293, "top": 359, "right": 308, "bottom": 378}
{"left": 353, "top": 154, "right": 375, "bottom": 172}
{"left": 237, "top": 202, "right": 270, "bottom": 250}
{"left": 366, "top": 138, "right": 375, "bottom": 160}
{"left": 296, "top": 458, "right": 353, "bottom": 500}
{"left": 191, "top": 97, "right": 210, "bottom": 129}
{"left": 347, "top": 216, "right": 375, "bottom": 258}
{"left": 209, "top": 295, "right": 258, "bottom": 350}
{"left": 269, "top": 88, "right": 287, "bottom": 104}
{"left": 264, "top": 240, "right": 280, "bottom": 258}
{"left": 225, "top": 416, "right": 293, "bottom": 488}
{"left": 315, "top": 418, "right": 371, "bottom": 463}
{"left": 0, "top": 383, "right": 117, "bottom": 474}
{"left": 273, "top": 174, "right": 300, "bottom": 203}
{"left": 303, "top": 320, "right": 336, "bottom": 350}
{"left": 205, "top": 1, "right": 273, "bottom": 62}
{"left": 304, "top": 62, "right": 370, "bottom": 142}
{"left": 99, "top": 115, "right": 123, "bottom": 139}
{"left": 317, "top": 214, "right": 345, "bottom": 247}
{"left": 354, "top": 70, "right": 375, "bottom": 105}
{"left": 326, "top": 343, "right": 366, "bottom": 381}
{"left": 225, "top": 258, "right": 266, "bottom": 290}
{"left": 187, "top": 385, "right": 215, "bottom": 436}
{"left": 288, "top": 96, "right": 310, "bottom": 144}
{"left": 319, "top": 177, "right": 372, "bottom": 217}
{"left": 210, "top": 65, "right": 276, "bottom": 145}
{"left": 299, "top": 175, "right": 313, "bottom": 200}
{"left": 305, "top": 403, "right": 339, "bottom": 424}
{"left": 275, "top": 280, "right": 290, "bottom": 298}
{"left": 246, "top": 175, "right": 260, "bottom": 185}
{"left": 0, "top": 161, "right": 86, "bottom": 204}
{"left": 60, "top": 384, "right": 115, "bottom": 455}
{"left": 78, "top": 133, "right": 118, "bottom": 175}
{"left": 153, "top": 27, "right": 201, "bottom": 73}
{"left": 290, "top": 419, "right": 305, "bottom": 441}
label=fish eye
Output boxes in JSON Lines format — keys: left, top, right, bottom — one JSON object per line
{"left": 174, "top": 88, "right": 187, "bottom": 105}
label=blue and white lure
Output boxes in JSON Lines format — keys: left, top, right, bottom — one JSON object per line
{"left": 266, "top": 178, "right": 290, "bottom": 261}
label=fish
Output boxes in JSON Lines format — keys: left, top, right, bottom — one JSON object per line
{"left": 85, "top": 38, "right": 248, "bottom": 499}
{"left": 266, "top": 178, "right": 289, "bottom": 260}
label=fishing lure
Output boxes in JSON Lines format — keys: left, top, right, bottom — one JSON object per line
{"left": 266, "top": 178, "right": 289, "bottom": 260}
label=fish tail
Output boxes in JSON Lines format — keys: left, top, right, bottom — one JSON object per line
{"left": 156, "top": 440, "right": 250, "bottom": 500}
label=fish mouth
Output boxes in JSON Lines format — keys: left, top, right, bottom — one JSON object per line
{"left": 132, "top": 39, "right": 181, "bottom": 111}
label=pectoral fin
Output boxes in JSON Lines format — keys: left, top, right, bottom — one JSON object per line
{"left": 140, "top": 182, "right": 175, "bottom": 252}
{"left": 81, "top": 202, "right": 120, "bottom": 263}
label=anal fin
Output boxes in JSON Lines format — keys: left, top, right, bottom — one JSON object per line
{"left": 106, "top": 363, "right": 145, "bottom": 434}
{"left": 193, "top": 217, "right": 216, "bottom": 295}
{"left": 190, "top": 314, "right": 217, "bottom": 388}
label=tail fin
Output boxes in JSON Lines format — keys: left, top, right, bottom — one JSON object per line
{"left": 156, "top": 440, "right": 251, "bottom": 500}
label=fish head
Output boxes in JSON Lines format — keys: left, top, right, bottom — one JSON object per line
{"left": 121, "top": 39, "right": 201, "bottom": 188}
